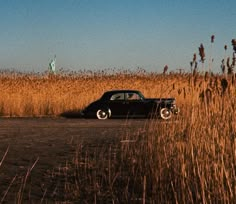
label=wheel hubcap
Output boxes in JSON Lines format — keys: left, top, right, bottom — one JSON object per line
{"left": 97, "top": 110, "right": 108, "bottom": 119}
{"left": 161, "top": 108, "right": 171, "bottom": 119}
{"left": 164, "top": 110, "right": 170, "bottom": 116}
{"left": 100, "top": 111, "right": 106, "bottom": 117}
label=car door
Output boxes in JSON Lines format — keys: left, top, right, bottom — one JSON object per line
{"left": 108, "top": 92, "right": 130, "bottom": 117}
{"left": 125, "top": 92, "right": 147, "bottom": 117}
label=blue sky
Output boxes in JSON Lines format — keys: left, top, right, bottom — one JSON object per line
{"left": 0, "top": 0, "right": 235, "bottom": 73}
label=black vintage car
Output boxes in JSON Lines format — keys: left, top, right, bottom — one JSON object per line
{"left": 81, "top": 90, "right": 179, "bottom": 120}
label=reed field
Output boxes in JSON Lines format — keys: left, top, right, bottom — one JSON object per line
{"left": 49, "top": 71, "right": 236, "bottom": 203}
{"left": 1, "top": 68, "right": 236, "bottom": 203}
{"left": 0, "top": 69, "right": 219, "bottom": 117}
{"left": 0, "top": 38, "right": 236, "bottom": 203}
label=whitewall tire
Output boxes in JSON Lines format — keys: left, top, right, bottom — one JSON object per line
{"left": 160, "top": 108, "right": 172, "bottom": 120}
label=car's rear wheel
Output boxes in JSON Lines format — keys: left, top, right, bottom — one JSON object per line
{"left": 96, "top": 109, "right": 110, "bottom": 120}
{"left": 160, "top": 108, "right": 172, "bottom": 120}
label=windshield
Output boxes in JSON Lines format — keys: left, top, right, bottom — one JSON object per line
{"left": 137, "top": 91, "right": 145, "bottom": 99}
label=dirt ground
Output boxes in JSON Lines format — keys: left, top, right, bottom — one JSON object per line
{"left": 0, "top": 117, "right": 148, "bottom": 203}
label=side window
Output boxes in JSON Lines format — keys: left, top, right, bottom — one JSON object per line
{"left": 126, "top": 93, "right": 141, "bottom": 100}
{"left": 110, "top": 93, "right": 125, "bottom": 100}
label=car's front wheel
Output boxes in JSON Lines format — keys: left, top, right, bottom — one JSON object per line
{"left": 96, "top": 109, "right": 110, "bottom": 120}
{"left": 160, "top": 108, "right": 172, "bottom": 120}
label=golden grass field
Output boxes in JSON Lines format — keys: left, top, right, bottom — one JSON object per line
{"left": 1, "top": 70, "right": 236, "bottom": 203}
{"left": 0, "top": 70, "right": 224, "bottom": 117}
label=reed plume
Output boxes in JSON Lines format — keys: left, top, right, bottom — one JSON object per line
{"left": 211, "top": 35, "right": 215, "bottom": 43}
{"left": 199, "top": 44, "right": 205, "bottom": 62}
{"left": 232, "top": 39, "right": 236, "bottom": 52}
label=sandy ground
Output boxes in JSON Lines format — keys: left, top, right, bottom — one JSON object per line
{"left": 0, "top": 117, "right": 148, "bottom": 202}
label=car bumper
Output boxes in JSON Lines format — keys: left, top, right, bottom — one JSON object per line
{"left": 171, "top": 106, "right": 180, "bottom": 115}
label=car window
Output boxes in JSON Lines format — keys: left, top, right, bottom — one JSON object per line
{"left": 110, "top": 93, "right": 125, "bottom": 100}
{"left": 126, "top": 93, "right": 141, "bottom": 100}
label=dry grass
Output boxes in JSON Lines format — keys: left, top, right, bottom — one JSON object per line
{"left": 0, "top": 69, "right": 220, "bottom": 117}
{"left": 1, "top": 70, "right": 236, "bottom": 203}
{"left": 48, "top": 88, "right": 236, "bottom": 203}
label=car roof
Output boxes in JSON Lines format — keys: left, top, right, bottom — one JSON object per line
{"left": 105, "top": 90, "right": 141, "bottom": 94}
{"left": 101, "top": 90, "right": 142, "bottom": 100}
